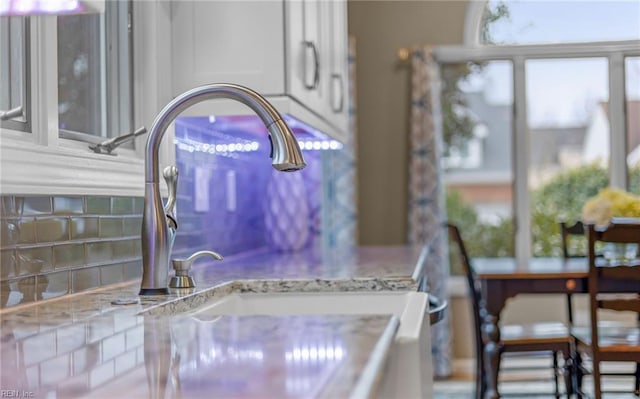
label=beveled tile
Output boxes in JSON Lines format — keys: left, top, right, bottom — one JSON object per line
{"left": 21, "top": 197, "right": 52, "bottom": 215}
{"left": 0, "top": 196, "right": 17, "bottom": 217}
{"left": 99, "top": 217, "right": 123, "bottom": 238}
{"left": 100, "top": 264, "right": 123, "bottom": 286}
{"left": 0, "top": 220, "right": 20, "bottom": 248}
{"left": 132, "top": 197, "right": 144, "bottom": 214}
{"left": 17, "top": 247, "right": 53, "bottom": 274}
{"left": 71, "top": 217, "right": 99, "bottom": 240}
{"left": 53, "top": 197, "right": 84, "bottom": 215}
{"left": 36, "top": 218, "right": 69, "bottom": 243}
{"left": 0, "top": 249, "right": 16, "bottom": 279}
{"left": 122, "top": 216, "right": 142, "bottom": 236}
{"left": 113, "top": 239, "right": 140, "bottom": 260}
{"left": 18, "top": 218, "right": 36, "bottom": 244}
{"left": 111, "top": 197, "right": 135, "bottom": 215}
{"left": 123, "top": 260, "right": 142, "bottom": 281}
{"left": 38, "top": 271, "right": 70, "bottom": 301}
{"left": 16, "top": 276, "right": 39, "bottom": 303}
{"left": 53, "top": 244, "right": 85, "bottom": 269}
{"left": 86, "top": 197, "right": 110, "bottom": 215}
{"left": 72, "top": 268, "right": 100, "bottom": 293}
{"left": 86, "top": 242, "right": 114, "bottom": 264}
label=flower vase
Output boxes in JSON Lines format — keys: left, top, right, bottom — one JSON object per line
{"left": 264, "top": 170, "right": 310, "bottom": 252}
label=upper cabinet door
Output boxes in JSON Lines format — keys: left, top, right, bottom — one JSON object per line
{"left": 285, "top": 0, "right": 328, "bottom": 115}
{"left": 168, "top": 0, "right": 349, "bottom": 141}
{"left": 325, "top": 0, "right": 349, "bottom": 136}
{"left": 171, "top": 1, "right": 285, "bottom": 96}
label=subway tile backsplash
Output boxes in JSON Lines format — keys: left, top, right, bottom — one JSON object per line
{"left": 0, "top": 195, "right": 143, "bottom": 308}
{"left": 0, "top": 114, "right": 357, "bottom": 309}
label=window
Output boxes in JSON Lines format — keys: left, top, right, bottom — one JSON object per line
{"left": 437, "top": 0, "right": 640, "bottom": 262}
{"left": 626, "top": 56, "right": 640, "bottom": 194}
{"left": 0, "top": 16, "right": 29, "bottom": 131}
{"left": 526, "top": 57, "right": 610, "bottom": 255}
{"left": 58, "top": 0, "right": 133, "bottom": 140}
{"left": 0, "top": 0, "right": 166, "bottom": 197}
{"left": 442, "top": 61, "right": 515, "bottom": 266}
{"left": 482, "top": 0, "right": 640, "bottom": 45}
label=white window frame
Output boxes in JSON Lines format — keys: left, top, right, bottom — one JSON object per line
{"left": 0, "top": 2, "right": 175, "bottom": 197}
{"left": 435, "top": 40, "right": 640, "bottom": 264}
{"left": 0, "top": 16, "right": 30, "bottom": 132}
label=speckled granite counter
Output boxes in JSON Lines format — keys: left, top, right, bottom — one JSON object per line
{"left": 0, "top": 245, "right": 427, "bottom": 398}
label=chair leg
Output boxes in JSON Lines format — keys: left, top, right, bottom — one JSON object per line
{"left": 476, "top": 354, "right": 484, "bottom": 399}
{"left": 553, "top": 351, "right": 561, "bottom": 399}
{"left": 593, "top": 357, "right": 602, "bottom": 399}
{"left": 563, "top": 352, "right": 574, "bottom": 398}
{"left": 634, "top": 362, "right": 639, "bottom": 396}
{"left": 575, "top": 352, "right": 584, "bottom": 399}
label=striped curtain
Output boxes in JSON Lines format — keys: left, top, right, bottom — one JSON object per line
{"left": 407, "top": 45, "right": 451, "bottom": 378}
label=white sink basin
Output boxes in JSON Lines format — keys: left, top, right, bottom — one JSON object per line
{"left": 188, "top": 291, "right": 433, "bottom": 398}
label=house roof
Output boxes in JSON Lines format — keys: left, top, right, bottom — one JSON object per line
{"left": 600, "top": 100, "right": 640, "bottom": 152}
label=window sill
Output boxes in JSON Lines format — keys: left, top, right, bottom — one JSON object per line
{"left": 0, "top": 132, "right": 145, "bottom": 197}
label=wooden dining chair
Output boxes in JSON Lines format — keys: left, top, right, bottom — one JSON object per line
{"left": 560, "top": 220, "right": 587, "bottom": 326}
{"left": 572, "top": 220, "right": 640, "bottom": 398}
{"left": 448, "top": 223, "right": 574, "bottom": 398}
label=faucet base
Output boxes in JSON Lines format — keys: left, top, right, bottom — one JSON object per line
{"left": 169, "top": 275, "right": 196, "bottom": 289}
{"left": 139, "top": 288, "right": 170, "bottom": 296}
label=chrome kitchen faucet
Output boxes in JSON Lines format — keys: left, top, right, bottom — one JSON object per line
{"left": 140, "top": 84, "right": 306, "bottom": 295}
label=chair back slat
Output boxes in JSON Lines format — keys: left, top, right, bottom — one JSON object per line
{"left": 598, "top": 298, "right": 640, "bottom": 313}
{"left": 560, "top": 220, "right": 586, "bottom": 258}
{"left": 586, "top": 221, "right": 640, "bottom": 361}
{"left": 599, "top": 265, "right": 640, "bottom": 281}
{"left": 592, "top": 219, "right": 640, "bottom": 244}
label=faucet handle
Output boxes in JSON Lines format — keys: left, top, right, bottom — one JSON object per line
{"left": 163, "top": 165, "right": 178, "bottom": 229}
{"left": 169, "top": 250, "right": 223, "bottom": 289}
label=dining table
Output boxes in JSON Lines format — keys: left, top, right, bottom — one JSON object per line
{"left": 473, "top": 256, "right": 639, "bottom": 399}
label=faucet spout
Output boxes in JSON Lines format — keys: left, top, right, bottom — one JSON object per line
{"left": 140, "top": 83, "right": 306, "bottom": 295}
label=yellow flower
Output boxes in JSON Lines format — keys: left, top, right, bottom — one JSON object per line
{"left": 581, "top": 188, "right": 640, "bottom": 226}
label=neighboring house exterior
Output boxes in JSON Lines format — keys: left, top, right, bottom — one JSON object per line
{"left": 444, "top": 92, "right": 513, "bottom": 224}
{"left": 444, "top": 91, "right": 589, "bottom": 224}
{"left": 583, "top": 100, "right": 640, "bottom": 166}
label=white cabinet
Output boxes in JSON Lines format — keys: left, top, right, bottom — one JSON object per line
{"left": 169, "top": 0, "right": 349, "bottom": 142}
{"left": 324, "top": 0, "right": 350, "bottom": 137}
{"left": 170, "top": 1, "right": 285, "bottom": 96}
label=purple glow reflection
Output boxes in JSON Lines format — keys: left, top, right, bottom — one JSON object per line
{"left": 175, "top": 114, "right": 343, "bottom": 153}
{"left": 0, "top": 0, "right": 97, "bottom": 15}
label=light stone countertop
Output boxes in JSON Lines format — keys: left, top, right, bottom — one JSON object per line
{"left": 0, "top": 245, "right": 427, "bottom": 399}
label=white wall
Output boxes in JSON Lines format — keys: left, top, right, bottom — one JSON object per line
{"left": 348, "top": 0, "right": 468, "bottom": 245}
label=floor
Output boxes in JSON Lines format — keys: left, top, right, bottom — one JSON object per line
{"left": 432, "top": 359, "right": 638, "bottom": 398}
{"left": 433, "top": 377, "right": 639, "bottom": 398}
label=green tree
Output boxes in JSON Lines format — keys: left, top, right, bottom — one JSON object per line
{"left": 446, "top": 191, "right": 514, "bottom": 274}
{"left": 447, "top": 163, "right": 640, "bottom": 273}
{"left": 440, "top": 1, "right": 509, "bottom": 154}
{"left": 531, "top": 163, "right": 640, "bottom": 256}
